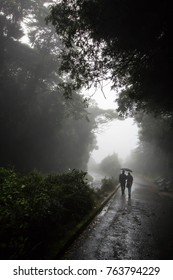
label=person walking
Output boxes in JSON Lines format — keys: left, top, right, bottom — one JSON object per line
{"left": 119, "top": 170, "right": 127, "bottom": 195}
{"left": 126, "top": 172, "right": 133, "bottom": 198}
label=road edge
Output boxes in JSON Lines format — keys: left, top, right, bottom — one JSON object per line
{"left": 54, "top": 184, "right": 120, "bottom": 259}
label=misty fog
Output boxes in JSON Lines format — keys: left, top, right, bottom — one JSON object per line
{"left": 1, "top": 0, "right": 173, "bottom": 261}
{"left": 0, "top": 0, "right": 137, "bottom": 195}
{"left": 1, "top": 0, "right": 172, "bottom": 183}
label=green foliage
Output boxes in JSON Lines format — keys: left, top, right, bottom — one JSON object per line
{"left": 84, "top": 173, "right": 94, "bottom": 183}
{"left": 47, "top": 0, "right": 173, "bottom": 115}
{"left": 0, "top": 168, "right": 94, "bottom": 259}
{"left": 100, "top": 177, "right": 117, "bottom": 193}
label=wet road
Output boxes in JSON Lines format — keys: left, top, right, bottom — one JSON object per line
{"left": 62, "top": 176, "right": 173, "bottom": 260}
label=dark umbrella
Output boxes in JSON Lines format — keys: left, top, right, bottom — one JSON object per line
{"left": 121, "top": 168, "right": 133, "bottom": 172}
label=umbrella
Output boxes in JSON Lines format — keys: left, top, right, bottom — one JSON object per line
{"left": 121, "top": 168, "right": 133, "bottom": 172}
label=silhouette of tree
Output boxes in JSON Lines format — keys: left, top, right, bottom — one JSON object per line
{"left": 47, "top": 0, "right": 172, "bottom": 115}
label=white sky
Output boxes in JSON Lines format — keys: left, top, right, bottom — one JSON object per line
{"left": 91, "top": 118, "right": 138, "bottom": 163}
{"left": 83, "top": 85, "right": 139, "bottom": 163}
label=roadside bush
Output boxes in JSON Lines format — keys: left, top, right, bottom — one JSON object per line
{"left": 100, "top": 177, "right": 117, "bottom": 193}
{"left": 0, "top": 167, "right": 94, "bottom": 259}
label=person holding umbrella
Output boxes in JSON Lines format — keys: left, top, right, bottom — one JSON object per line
{"left": 119, "top": 169, "right": 127, "bottom": 195}
{"left": 119, "top": 168, "right": 133, "bottom": 197}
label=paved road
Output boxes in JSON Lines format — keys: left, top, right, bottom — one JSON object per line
{"left": 62, "top": 176, "right": 173, "bottom": 260}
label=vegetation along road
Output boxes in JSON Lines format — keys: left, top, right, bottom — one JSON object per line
{"left": 61, "top": 176, "right": 173, "bottom": 260}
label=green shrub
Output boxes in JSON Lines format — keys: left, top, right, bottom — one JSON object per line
{"left": 0, "top": 167, "right": 94, "bottom": 259}
{"left": 100, "top": 177, "right": 117, "bottom": 193}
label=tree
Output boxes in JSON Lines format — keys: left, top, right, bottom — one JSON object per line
{"left": 98, "top": 153, "right": 121, "bottom": 178}
{"left": 0, "top": 0, "right": 102, "bottom": 173}
{"left": 47, "top": 0, "right": 173, "bottom": 115}
{"left": 126, "top": 111, "right": 173, "bottom": 178}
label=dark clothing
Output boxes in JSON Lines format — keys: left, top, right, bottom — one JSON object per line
{"left": 126, "top": 173, "right": 133, "bottom": 187}
{"left": 119, "top": 173, "right": 127, "bottom": 184}
{"left": 119, "top": 172, "right": 127, "bottom": 195}
{"left": 126, "top": 173, "right": 133, "bottom": 198}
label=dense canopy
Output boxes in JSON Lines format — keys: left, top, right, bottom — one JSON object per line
{"left": 47, "top": 0, "right": 173, "bottom": 115}
{"left": 0, "top": 0, "right": 110, "bottom": 173}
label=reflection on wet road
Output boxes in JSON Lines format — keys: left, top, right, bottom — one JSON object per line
{"left": 62, "top": 176, "right": 173, "bottom": 260}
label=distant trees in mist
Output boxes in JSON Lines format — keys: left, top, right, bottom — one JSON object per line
{"left": 88, "top": 154, "right": 121, "bottom": 179}
{"left": 126, "top": 112, "right": 173, "bottom": 180}
{"left": 98, "top": 153, "right": 121, "bottom": 178}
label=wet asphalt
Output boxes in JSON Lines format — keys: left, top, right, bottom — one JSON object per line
{"left": 61, "top": 176, "right": 173, "bottom": 260}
